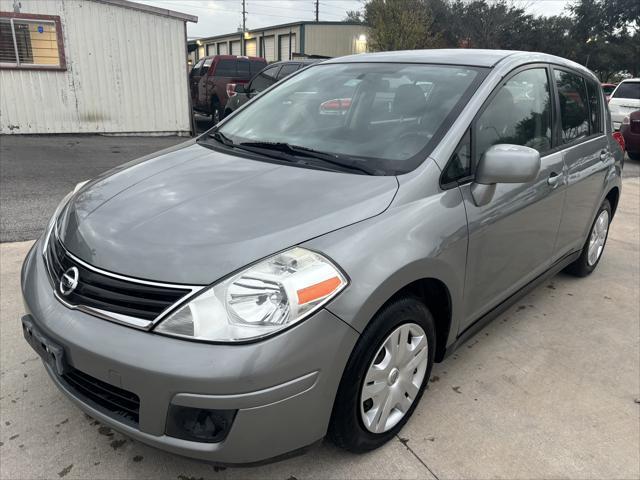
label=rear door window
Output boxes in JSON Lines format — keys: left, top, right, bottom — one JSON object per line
{"left": 612, "top": 81, "right": 640, "bottom": 100}
{"left": 476, "top": 68, "right": 552, "bottom": 159}
{"left": 555, "top": 70, "right": 590, "bottom": 143}
{"left": 214, "top": 59, "right": 236, "bottom": 77}
{"left": 277, "top": 63, "right": 300, "bottom": 80}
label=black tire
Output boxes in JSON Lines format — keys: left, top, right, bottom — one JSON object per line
{"left": 328, "top": 296, "right": 436, "bottom": 453}
{"left": 211, "top": 100, "right": 221, "bottom": 124}
{"left": 628, "top": 151, "right": 640, "bottom": 161}
{"left": 565, "top": 199, "right": 612, "bottom": 277}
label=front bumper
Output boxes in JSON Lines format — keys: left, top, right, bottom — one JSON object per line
{"left": 21, "top": 239, "right": 359, "bottom": 463}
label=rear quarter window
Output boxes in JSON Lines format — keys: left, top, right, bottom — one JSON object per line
{"left": 586, "top": 80, "right": 603, "bottom": 134}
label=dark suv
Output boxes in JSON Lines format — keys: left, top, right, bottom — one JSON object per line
{"left": 223, "top": 59, "right": 318, "bottom": 118}
{"left": 190, "top": 55, "right": 266, "bottom": 122}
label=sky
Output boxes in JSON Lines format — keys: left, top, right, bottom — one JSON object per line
{"left": 137, "top": 0, "right": 572, "bottom": 39}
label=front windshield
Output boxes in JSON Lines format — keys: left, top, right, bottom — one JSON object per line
{"left": 214, "top": 62, "right": 486, "bottom": 174}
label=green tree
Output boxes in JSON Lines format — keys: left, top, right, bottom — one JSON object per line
{"left": 363, "top": 0, "right": 439, "bottom": 51}
{"left": 348, "top": 0, "right": 638, "bottom": 78}
{"left": 570, "top": 0, "right": 639, "bottom": 80}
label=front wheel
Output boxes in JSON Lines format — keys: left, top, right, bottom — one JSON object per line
{"left": 565, "top": 199, "right": 611, "bottom": 277}
{"left": 329, "top": 297, "right": 435, "bottom": 453}
{"left": 211, "top": 102, "right": 221, "bottom": 124}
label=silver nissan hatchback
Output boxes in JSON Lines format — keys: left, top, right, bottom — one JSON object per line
{"left": 21, "top": 50, "right": 623, "bottom": 463}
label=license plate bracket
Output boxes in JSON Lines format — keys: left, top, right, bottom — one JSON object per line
{"left": 21, "top": 316, "right": 68, "bottom": 376}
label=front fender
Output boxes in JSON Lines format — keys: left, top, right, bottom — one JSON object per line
{"left": 304, "top": 168, "right": 468, "bottom": 350}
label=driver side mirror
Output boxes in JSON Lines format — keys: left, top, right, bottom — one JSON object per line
{"left": 235, "top": 84, "right": 249, "bottom": 94}
{"left": 471, "top": 144, "right": 541, "bottom": 206}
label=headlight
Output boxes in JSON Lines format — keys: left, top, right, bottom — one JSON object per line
{"left": 155, "top": 247, "right": 348, "bottom": 342}
{"left": 622, "top": 116, "right": 630, "bottom": 125}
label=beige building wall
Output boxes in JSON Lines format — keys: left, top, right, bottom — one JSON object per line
{"left": 304, "top": 24, "right": 370, "bottom": 58}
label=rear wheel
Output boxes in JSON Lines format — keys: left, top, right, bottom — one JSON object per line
{"left": 565, "top": 199, "right": 611, "bottom": 277}
{"left": 329, "top": 297, "right": 435, "bottom": 452}
{"left": 211, "top": 100, "right": 221, "bottom": 124}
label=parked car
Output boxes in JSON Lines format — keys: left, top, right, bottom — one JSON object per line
{"left": 189, "top": 55, "right": 266, "bottom": 122}
{"left": 223, "top": 59, "right": 319, "bottom": 118}
{"left": 601, "top": 82, "right": 616, "bottom": 102}
{"left": 21, "top": 50, "right": 623, "bottom": 464}
{"left": 621, "top": 110, "right": 640, "bottom": 160}
{"left": 608, "top": 78, "right": 640, "bottom": 130}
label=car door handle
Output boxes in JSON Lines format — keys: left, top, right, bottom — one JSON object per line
{"left": 547, "top": 172, "right": 562, "bottom": 188}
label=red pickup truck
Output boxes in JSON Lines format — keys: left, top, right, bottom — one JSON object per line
{"left": 190, "top": 55, "right": 266, "bottom": 122}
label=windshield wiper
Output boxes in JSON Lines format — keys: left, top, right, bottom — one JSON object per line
{"left": 208, "top": 130, "right": 235, "bottom": 147}
{"left": 237, "top": 142, "right": 378, "bottom": 175}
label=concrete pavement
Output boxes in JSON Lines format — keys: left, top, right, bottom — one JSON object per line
{"left": 0, "top": 179, "right": 639, "bottom": 479}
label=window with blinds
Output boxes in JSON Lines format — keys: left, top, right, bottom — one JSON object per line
{"left": 0, "top": 14, "right": 65, "bottom": 69}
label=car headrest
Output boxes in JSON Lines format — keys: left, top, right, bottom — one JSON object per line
{"left": 392, "top": 84, "right": 427, "bottom": 116}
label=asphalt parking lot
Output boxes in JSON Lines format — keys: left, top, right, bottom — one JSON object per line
{"left": 0, "top": 135, "right": 186, "bottom": 243}
{"left": 0, "top": 136, "right": 639, "bottom": 479}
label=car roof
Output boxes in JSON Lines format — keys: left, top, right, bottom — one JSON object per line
{"left": 619, "top": 78, "right": 640, "bottom": 82}
{"left": 322, "top": 49, "right": 516, "bottom": 67}
{"left": 321, "top": 49, "right": 591, "bottom": 71}
{"left": 270, "top": 59, "right": 319, "bottom": 66}
{"left": 204, "top": 55, "right": 266, "bottom": 61}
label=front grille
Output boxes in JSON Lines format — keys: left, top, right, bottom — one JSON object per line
{"left": 45, "top": 233, "right": 192, "bottom": 321}
{"left": 61, "top": 367, "right": 140, "bottom": 426}
{"left": 631, "top": 120, "right": 640, "bottom": 134}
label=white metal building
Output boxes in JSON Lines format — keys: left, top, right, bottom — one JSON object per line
{"left": 189, "top": 21, "right": 369, "bottom": 65}
{"left": 0, "top": 0, "right": 197, "bottom": 135}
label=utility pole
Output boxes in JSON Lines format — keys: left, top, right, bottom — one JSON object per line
{"left": 314, "top": 0, "right": 319, "bottom": 22}
{"left": 241, "top": 0, "right": 247, "bottom": 55}
{"left": 242, "top": 0, "right": 247, "bottom": 33}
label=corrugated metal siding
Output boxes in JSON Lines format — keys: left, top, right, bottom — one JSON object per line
{"left": 0, "top": 0, "right": 191, "bottom": 134}
{"left": 304, "top": 24, "right": 370, "bottom": 58}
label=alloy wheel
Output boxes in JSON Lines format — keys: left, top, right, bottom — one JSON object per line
{"left": 587, "top": 210, "right": 609, "bottom": 266}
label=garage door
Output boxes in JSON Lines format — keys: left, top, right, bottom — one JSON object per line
{"left": 217, "top": 42, "right": 228, "bottom": 55}
{"left": 245, "top": 38, "right": 257, "bottom": 57}
{"left": 262, "top": 36, "right": 275, "bottom": 62}
{"left": 230, "top": 40, "right": 241, "bottom": 55}
{"left": 279, "top": 34, "right": 296, "bottom": 61}
{"left": 206, "top": 44, "right": 215, "bottom": 56}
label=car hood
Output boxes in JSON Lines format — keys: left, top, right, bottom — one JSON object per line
{"left": 58, "top": 142, "right": 398, "bottom": 284}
